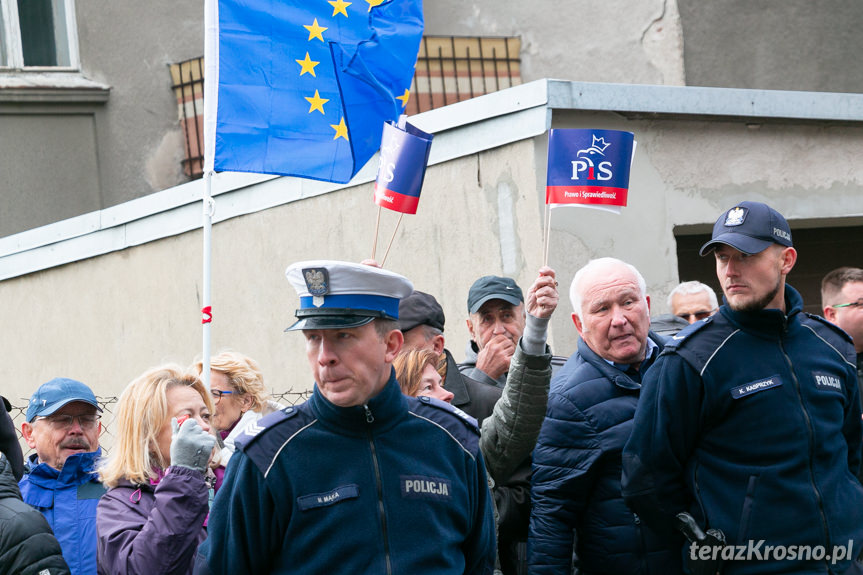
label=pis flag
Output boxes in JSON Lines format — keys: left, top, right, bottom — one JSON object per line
{"left": 203, "top": 0, "right": 424, "bottom": 184}
{"left": 545, "top": 129, "right": 636, "bottom": 214}
{"left": 373, "top": 119, "right": 433, "bottom": 214}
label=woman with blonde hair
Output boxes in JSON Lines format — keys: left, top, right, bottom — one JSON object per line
{"left": 194, "top": 350, "right": 283, "bottom": 466}
{"left": 97, "top": 364, "right": 217, "bottom": 575}
{"left": 392, "top": 348, "right": 454, "bottom": 403}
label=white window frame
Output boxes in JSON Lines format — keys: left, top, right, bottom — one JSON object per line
{"left": 1, "top": 0, "right": 79, "bottom": 70}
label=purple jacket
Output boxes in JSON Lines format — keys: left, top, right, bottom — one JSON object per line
{"left": 96, "top": 466, "right": 208, "bottom": 575}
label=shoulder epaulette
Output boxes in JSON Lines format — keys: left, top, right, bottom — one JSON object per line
{"left": 662, "top": 313, "right": 741, "bottom": 374}
{"left": 801, "top": 313, "right": 856, "bottom": 364}
{"left": 410, "top": 396, "right": 481, "bottom": 456}
{"left": 662, "top": 315, "right": 714, "bottom": 352}
{"left": 234, "top": 405, "right": 313, "bottom": 470}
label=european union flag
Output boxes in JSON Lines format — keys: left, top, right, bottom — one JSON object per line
{"left": 209, "top": 0, "right": 424, "bottom": 184}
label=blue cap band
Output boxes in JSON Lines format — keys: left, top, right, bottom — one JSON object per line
{"left": 299, "top": 294, "right": 400, "bottom": 319}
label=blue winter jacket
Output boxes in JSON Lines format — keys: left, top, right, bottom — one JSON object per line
{"left": 19, "top": 450, "right": 105, "bottom": 575}
{"left": 529, "top": 333, "right": 682, "bottom": 575}
{"left": 195, "top": 371, "right": 496, "bottom": 575}
{"left": 622, "top": 286, "right": 863, "bottom": 575}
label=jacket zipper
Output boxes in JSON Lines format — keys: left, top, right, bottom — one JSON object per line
{"left": 364, "top": 403, "right": 393, "bottom": 575}
{"left": 780, "top": 340, "right": 831, "bottom": 566}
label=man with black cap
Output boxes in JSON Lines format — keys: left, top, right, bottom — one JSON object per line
{"left": 399, "top": 290, "right": 504, "bottom": 432}
{"left": 197, "top": 261, "right": 495, "bottom": 575}
{"left": 400, "top": 269, "right": 559, "bottom": 575}
{"left": 460, "top": 275, "right": 529, "bottom": 388}
{"left": 622, "top": 201, "right": 863, "bottom": 574}
{"left": 0, "top": 395, "right": 70, "bottom": 575}
{"left": 19, "top": 378, "right": 104, "bottom": 575}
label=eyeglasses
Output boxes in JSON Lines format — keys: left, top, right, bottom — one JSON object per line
{"left": 210, "top": 389, "right": 234, "bottom": 403}
{"left": 831, "top": 298, "right": 863, "bottom": 310}
{"left": 676, "top": 310, "right": 714, "bottom": 322}
{"left": 38, "top": 414, "right": 101, "bottom": 430}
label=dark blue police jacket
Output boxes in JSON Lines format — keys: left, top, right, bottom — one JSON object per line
{"left": 529, "top": 332, "right": 682, "bottom": 575}
{"left": 622, "top": 285, "right": 863, "bottom": 575}
{"left": 196, "top": 371, "right": 496, "bottom": 575}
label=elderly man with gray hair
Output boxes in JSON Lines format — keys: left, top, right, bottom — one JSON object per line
{"left": 668, "top": 280, "right": 718, "bottom": 324}
{"left": 528, "top": 257, "right": 680, "bottom": 575}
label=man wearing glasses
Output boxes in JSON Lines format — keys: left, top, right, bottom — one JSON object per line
{"left": 822, "top": 267, "right": 863, "bottom": 396}
{"left": 19, "top": 377, "right": 105, "bottom": 575}
{"left": 668, "top": 280, "right": 719, "bottom": 324}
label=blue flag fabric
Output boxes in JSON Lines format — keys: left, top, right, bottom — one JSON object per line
{"left": 213, "top": 0, "right": 424, "bottom": 184}
{"left": 374, "top": 120, "right": 433, "bottom": 214}
{"left": 546, "top": 129, "right": 635, "bottom": 210}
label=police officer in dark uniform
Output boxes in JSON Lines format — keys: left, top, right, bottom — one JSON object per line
{"left": 196, "top": 260, "right": 496, "bottom": 575}
{"left": 622, "top": 201, "right": 863, "bottom": 575}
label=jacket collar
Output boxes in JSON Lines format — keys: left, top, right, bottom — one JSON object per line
{"left": 577, "top": 331, "right": 665, "bottom": 391}
{"left": 442, "top": 348, "right": 471, "bottom": 407}
{"left": 719, "top": 284, "right": 803, "bottom": 337}
{"left": 23, "top": 449, "right": 101, "bottom": 488}
{"left": 309, "top": 368, "right": 408, "bottom": 434}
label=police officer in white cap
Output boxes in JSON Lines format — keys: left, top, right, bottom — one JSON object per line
{"left": 197, "top": 261, "right": 496, "bottom": 575}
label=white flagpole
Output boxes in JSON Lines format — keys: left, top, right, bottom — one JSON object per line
{"left": 201, "top": 0, "right": 220, "bottom": 391}
{"left": 202, "top": 178, "right": 214, "bottom": 391}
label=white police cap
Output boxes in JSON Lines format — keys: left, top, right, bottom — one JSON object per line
{"left": 285, "top": 260, "right": 414, "bottom": 331}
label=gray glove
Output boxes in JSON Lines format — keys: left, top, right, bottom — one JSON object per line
{"left": 170, "top": 418, "right": 217, "bottom": 473}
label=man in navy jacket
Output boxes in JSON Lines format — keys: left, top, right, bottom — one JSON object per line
{"left": 623, "top": 201, "right": 863, "bottom": 575}
{"left": 197, "top": 261, "right": 495, "bottom": 575}
{"left": 529, "top": 257, "right": 681, "bottom": 575}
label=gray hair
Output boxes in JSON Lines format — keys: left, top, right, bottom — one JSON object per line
{"left": 667, "top": 281, "right": 718, "bottom": 310}
{"left": 569, "top": 257, "right": 647, "bottom": 319}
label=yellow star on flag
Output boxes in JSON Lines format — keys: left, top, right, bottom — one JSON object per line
{"left": 365, "top": 0, "right": 385, "bottom": 11}
{"left": 305, "top": 90, "right": 329, "bottom": 114}
{"left": 303, "top": 18, "right": 327, "bottom": 42}
{"left": 331, "top": 117, "right": 349, "bottom": 140}
{"left": 328, "top": 0, "right": 351, "bottom": 17}
{"left": 396, "top": 89, "right": 410, "bottom": 108}
{"left": 296, "top": 52, "right": 320, "bottom": 77}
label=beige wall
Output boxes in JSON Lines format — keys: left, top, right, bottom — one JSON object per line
{"left": 0, "top": 139, "right": 546, "bottom": 407}
{"left": 4, "top": 114, "right": 863, "bottom": 412}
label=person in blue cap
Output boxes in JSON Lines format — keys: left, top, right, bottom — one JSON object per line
{"left": 622, "top": 201, "right": 863, "bottom": 574}
{"left": 19, "top": 377, "right": 105, "bottom": 575}
{"left": 196, "top": 260, "right": 496, "bottom": 575}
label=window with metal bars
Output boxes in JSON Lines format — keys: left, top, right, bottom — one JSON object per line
{"left": 169, "top": 36, "right": 521, "bottom": 179}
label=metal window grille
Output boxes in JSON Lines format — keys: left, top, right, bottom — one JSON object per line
{"left": 9, "top": 390, "right": 312, "bottom": 458}
{"left": 406, "top": 36, "right": 521, "bottom": 115}
{"left": 169, "top": 57, "right": 206, "bottom": 179}
{"left": 168, "top": 36, "right": 521, "bottom": 180}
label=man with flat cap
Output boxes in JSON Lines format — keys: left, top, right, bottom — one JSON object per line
{"left": 19, "top": 378, "right": 104, "bottom": 575}
{"left": 197, "top": 261, "right": 496, "bottom": 575}
{"left": 460, "top": 275, "right": 530, "bottom": 388}
{"left": 622, "top": 201, "right": 863, "bottom": 574}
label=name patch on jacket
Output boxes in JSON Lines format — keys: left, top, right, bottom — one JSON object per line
{"left": 400, "top": 475, "right": 452, "bottom": 501}
{"left": 731, "top": 375, "right": 782, "bottom": 399}
{"left": 297, "top": 484, "right": 359, "bottom": 511}
{"left": 814, "top": 372, "right": 843, "bottom": 391}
